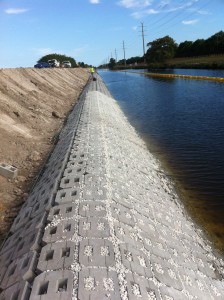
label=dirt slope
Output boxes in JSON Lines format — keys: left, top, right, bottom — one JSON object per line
{"left": 0, "top": 68, "right": 89, "bottom": 244}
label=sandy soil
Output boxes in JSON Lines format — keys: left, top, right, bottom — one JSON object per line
{"left": 0, "top": 67, "right": 89, "bottom": 244}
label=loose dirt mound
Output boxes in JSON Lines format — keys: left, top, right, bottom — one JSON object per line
{"left": 0, "top": 68, "right": 89, "bottom": 244}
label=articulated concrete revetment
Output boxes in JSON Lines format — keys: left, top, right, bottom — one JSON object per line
{"left": 0, "top": 75, "right": 223, "bottom": 299}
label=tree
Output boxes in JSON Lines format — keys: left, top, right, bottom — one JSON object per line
{"left": 38, "top": 53, "right": 78, "bottom": 67}
{"left": 146, "top": 36, "right": 178, "bottom": 63}
{"left": 205, "top": 31, "right": 224, "bottom": 54}
{"left": 176, "top": 41, "right": 193, "bottom": 57}
{"left": 191, "top": 39, "right": 206, "bottom": 56}
{"left": 108, "top": 58, "right": 116, "bottom": 70}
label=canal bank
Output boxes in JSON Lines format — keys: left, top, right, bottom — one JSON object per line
{"left": 0, "top": 75, "right": 224, "bottom": 299}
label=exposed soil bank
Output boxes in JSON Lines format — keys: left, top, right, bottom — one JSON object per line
{"left": 0, "top": 68, "right": 89, "bottom": 244}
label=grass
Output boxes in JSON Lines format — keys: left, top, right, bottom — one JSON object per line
{"left": 163, "top": 54, "right": 224, "bottom": 69}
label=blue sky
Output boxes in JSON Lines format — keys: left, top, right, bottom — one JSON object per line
{"left": 0, "top": 0, "right": 223, "bottom": 68}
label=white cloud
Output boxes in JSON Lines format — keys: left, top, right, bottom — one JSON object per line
{"left": 117, "top": 0, "right": 153, "bottom": 9}
{"left": 182, "top": 19, "right": 199, "bottom": 25}
{"left": 89, "top": 0, "right": 100, "bottom": 4}
{"left": 198, "top": 10, "right": 209, "bottom": 15}
{"left": 131, "top": 8, "right": 159, "bottom": 19}
{"left": 5, "top": 8, "right": 29, "bottom": 14}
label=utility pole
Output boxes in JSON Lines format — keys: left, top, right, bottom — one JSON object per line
{"left": 115, "top": 49, "right": 117, "bottom": 62}
{"left": 141, "top": 22, "right": 146, "bottom": 63}
{"left": 123, "top": 41, "right": 126, "bottom": 67}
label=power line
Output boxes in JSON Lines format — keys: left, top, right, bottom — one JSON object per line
{"left": 151, "top": 0, "right": 210, "bottom": 33}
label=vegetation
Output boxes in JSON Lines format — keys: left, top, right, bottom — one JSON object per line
{"left": 146, "top": 31, "right": 224, "bottom": 69}
{"left": 165, "top": 54, "right": 224, "bottom": 69}
{"left": 37, "top": 54, "right": 92, "bottom": 68}
{"left": 117, "top": 56, "right": 144, "bottom": 66}
{"left": 176, "top": 31, "right": 224, "bottom": 57}
{"left": 108, "top": 58, "right": 116, "bottom": 70}
{"left": 38, "top": 54, "right": 78, "bottom": 67}
{"left": 100, "top": 31, "right": 224, "bottom": 70}
{"left": 146, "top": 36, "right": 178, "bottom": 63}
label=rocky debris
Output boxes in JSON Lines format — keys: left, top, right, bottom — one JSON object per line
{"left": 13, "top": 111, "right": 20, "bottom": 117}
{"left": 52, "top": 111, "right": 61, "bottom": 118}
{"left": 28, "top": 151, "right": 41, "bottom": 162}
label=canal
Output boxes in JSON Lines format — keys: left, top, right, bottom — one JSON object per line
{"left": 99, "top": 69, "right": 224, "bottom": 253}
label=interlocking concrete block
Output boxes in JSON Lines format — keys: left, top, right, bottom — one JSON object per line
{"left": 79, "top": 239, "right": 115, "bottom": 267}
{"left": 0, "top": 281, "right": 31, "bottom": 300}
{"left": 84, "top": 174, "right": 107, "bottom": 188}
{"left": 78, "top": 269, "right": 121, "bottom": 300}
{"left": 79, "top": 217, "right": 110, "bottom": 238}
{"left": 31, "top": 180, "right": 58, "bottom": 202}
{"left": 85, "top": 166, "right": 106, "bottom": 176}
{"left": 30, "top": 270, "right": 73, "bottom": 300}
{"left": 63, "top": 166, "right": 85, "bottom": 177}
{"left": 208, "top": 279, "right": 224, "bottom": 299}
{"left": 12, "top": 229, "right": 43, "bottom": 260}
{"left": 159, "top": 286, "right": 189, "bottom": 300}
{"left": 111, "top": 188, "right": 130, "bottom": 203}
{"left": 55, "top": 188, "right": 81, "bottom": 205}
{"left": 151, "top": 241, "right": 171, "bottom": 261}
{"left": 10, "top": 207, "right": 32, "bottom": 233}
{"left": 37, "top": 241, "right": 75, "bottom": 272}
{"left": 30, "top": 194, "right": 55, "bottom": 218}
{"left": 68, "top": 152, "right": 87, "bottom": 162}
{"left": 0, "top": 163, "right": 18, "bottom": 179}
{"left": 1, "top": 251, "right": 38, "bottom": 290}
{"left": 79, "top": 201, "right": 106, "bottom": 217}
{"left": 178, "top": 267, "right": 211, "bottom": 299}
{"left": 46, "top": 154, "right": 68, "bottom": 169}
{"left": 0, "top": 247, "right": 14, "bottom": 282}
{"left": 67, "top": 159, "right": 87, "bottom": 169}
{"left": 48, "top": 204, "right": 77, "bottom": 222}
{"left": 134, "top": 213, "right": 156, "bottom": 234}
{"left": 125, "top": 273, "right": 161, "bottom": 300}
{"left": 167, "top": 245, "right": 198, "bottom": 271}
{"left": 86, "top": 158, "right": 106, "bottom": 167}
{"left": 193, "top": 251, "right": 218, "bottom": 278}
{"left": 2, "top": 213, "right": 47, "bottom": 255}
{"left": 82, "top": 187, "right": 108, "bottom": 201}
{"left": 111, "top": 203, "right": 135, "bottom": 226}
{"left": 134, "top": 202, "right": 155, "bottom": 219}
{"left": 114, "top": 222, "right": 142, "bottom": 248}
{"left": 181, "top": 235, "right": 206, "bottom": 255}
{"left": 42, "top": 220, "right": 76, "bottom": 244}
{"left": 23, "top": 212, "right": 48, "bottom": 233}
{"left": 60, "top": 175, "right": 84, "bottom": 189}
{"left": 151, "top": 254, "right": 183, "bottom": 291}
{"left": 111, "top": 195, "right": 133, "bottom": 210}
{"left": 120, "top": 243, "right": 152, "bottom": 278}
{"left": 1, "top": 230, "right": 22, "bottom": 253}
{"left": 20, "top": 191, "right": 39, "bottom": 211}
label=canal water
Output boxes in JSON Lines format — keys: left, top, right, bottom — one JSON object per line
{"left": 99, "top": 69, "right": 224, "bottom": 253}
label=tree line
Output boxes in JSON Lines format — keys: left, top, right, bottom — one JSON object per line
{"left": 37, "top": 54, "right": 92, "bottom": 68}
{"left": 176, "top": 31, "right": 224, "bottom": 57}
{"left": 104, "top": 31, "right": 224, "bottom": 69}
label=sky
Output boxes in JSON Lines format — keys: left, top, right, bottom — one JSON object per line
{"left": 0, "top": 0, "right": 223, "bottom": 68}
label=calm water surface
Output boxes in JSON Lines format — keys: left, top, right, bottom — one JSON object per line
{"left": 99, "top": 69, "right": 224, "bottom": 252}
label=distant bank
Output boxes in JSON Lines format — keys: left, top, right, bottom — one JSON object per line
{"left": 112, "top": 54, "right": 224, "bottom": 71}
